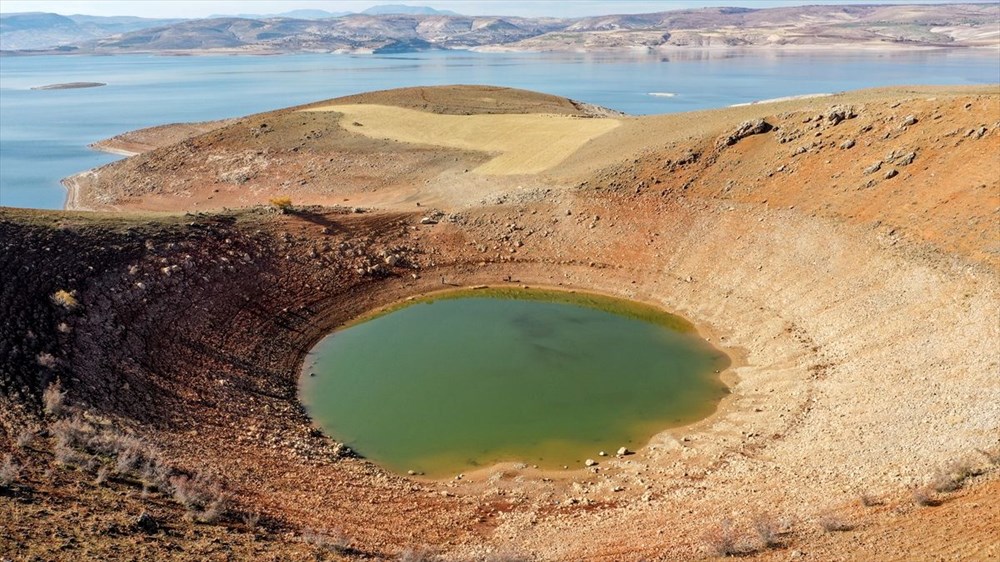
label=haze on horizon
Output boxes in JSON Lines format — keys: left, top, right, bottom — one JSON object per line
{"left": 1, "top": 0, "right": 992, "bottom": 18}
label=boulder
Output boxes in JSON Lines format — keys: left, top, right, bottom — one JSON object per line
{"left": 717, "top": 119, "right": 773, "bottom": 148}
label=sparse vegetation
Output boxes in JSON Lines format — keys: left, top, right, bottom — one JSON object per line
{"left": 817, "top": 513, "right": 854, "bottom": 532}
{"left": 15, "top": 427, "right": 36, "bottom": 449}
{"left": 931, "top": 460, "right": 977, "bottom": 493}
{"left": 42, "top": 380, "right": 67, "bottom": 416}
{"left": 753, "top": 513, "right": 785, "bottom": 548}
{"left": 302, "top": 527, "right": 351, "bottom": 554}
{"left": 912, "top": 486, "right": 938, "bottom": 507}
{"left": 704, "top": 518, "right": 745, "bottom": 556}
{"left": 51, "top": 289, "right": 79, "bottom": 310}
{"left": 171, "top": 472, "right": 231, "bottom": 523}
{"left": 0, "top": 455, "right": 20, "bottom": 489}
{"left": 859, "top": 491, "right": 882, "bottom": 507}
{"left": 269, "top": 196, "right": 294, "bottom": 213}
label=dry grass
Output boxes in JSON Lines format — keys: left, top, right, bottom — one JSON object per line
{"left": 704, "top": 518, "right": 746, "bottom": 556}
{"left": 42, "top": 380, "right": 67, "bottom": 416}
{"left": 817, "top": 513, "right": 855, "bottom": 532}
{"left": 51, "top": 289, "right": 79, "bottom": 310}
{"left": 304, "top": 104, "right": 620, "bottom": 175}
{"left": 858, "top": 491, "right": 882, "bottom": 507}
{"left": 912, "top": 486, "right": 939, "bottom": 507}
{"left": 931, "top": 460, "right": 978, "bottom": 493}
{"left": 0, "top": 455, "right": 20, "bottom": 489}
{"left": 171, "top": 472, "right": 230, "bottom": 523}
{"left": 302, "top": 527, "right": 351, "bottom": 554}
{"left": 753, "top": 513, "right": 786, "bottom": 548}
{"left": 269, "top": 196, "right": 293, "bottom": 212}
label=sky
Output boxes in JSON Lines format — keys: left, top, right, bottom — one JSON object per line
{"left": 0, "top": 0, "right": 992, "bottom": 18}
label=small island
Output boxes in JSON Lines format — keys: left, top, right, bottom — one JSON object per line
{"left": 31, "top": 81, "right": 106, "bottom": 90}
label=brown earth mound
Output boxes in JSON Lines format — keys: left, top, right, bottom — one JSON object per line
{"left": 3, "top": 85, "right": 999, "bottom": 561}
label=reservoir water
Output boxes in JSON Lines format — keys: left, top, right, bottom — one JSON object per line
{"left": 1, "top": 49, "right": 998, "bottom": 209}
{"left": 300, "top": 289, "right": 730, "bottom": 477}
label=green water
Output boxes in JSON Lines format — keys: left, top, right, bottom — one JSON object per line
{"left": 300, "top": 289, "right": 729, "bottom": 477}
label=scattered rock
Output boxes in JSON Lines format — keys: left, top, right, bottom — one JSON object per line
{"left": 134, "top": 512, "right": 158, "bottom": 534}
{"left": 901, "top": 115, "right": 918, "bottom": 127}
{"left": 617, "top": 447, "right": 631, "bottom": 456}
{"left": 420, "top": 217, "right": 438, "bottom": 225}
{"left": 863, "top": 161, "right": 882, "bottom": 175}
{"left": 896, "top": 151, "right": 916, "bottom": 166}
{"left": 884, "top": 169, "right": 899, "bottom": 180}
{"left": 826, "top": 105, "right": 857, "bottom": 125}
{"left": 792, "top": 146, "right": 808, "bottom": 156}
{"left": 598, "top": 451, "right": 607, "bottom": 457}
{"left": 840, "top": 139, "right": 855, "bottom": 149}
{"left": 717, "top": 119, "right": 773, "bottom": 147}
{"left": 584, "top": 459, "right": 597, "bottom": 467}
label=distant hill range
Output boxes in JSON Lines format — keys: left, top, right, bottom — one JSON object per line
{"left": 1, "top": 3, "right": 997, "bottom": 54}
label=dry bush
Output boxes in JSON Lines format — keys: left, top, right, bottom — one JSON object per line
{"left": 932, "top": 460, "right": 977, "bottom": 493}
{"left": 15, "top": 427, "right": 36, "bottom": 449}
{"left": 0, "top": 455, "right": 20, "bottom": 489}
{"left": 51, "top": 289, "right": 79, "bottom": 310}
{"left": 302, "top": 527, "right": 351, "bottom": 554}
{"left": 817, "top": 513, "right": 855, "bottom": 532}
{"left": 53, "top": 440, "right": 88, "bottom": 468}
{"left": 976, "top": 447, "right": 1000, "bottom": 466}
{"left": 36, "top": 352, "right": 57, "bottom": 369}
{"left": 269, "top": 196, "right": 293, "bottom": 213}
{"left": 912, "top": 486, "right": 939, "bottom": 507}
{"left": 170, "top": 472, "right": 230, "bottom": 523}
{"left": 242, "top": 511, "right": 261, "bottom": 531}
{"left": 752, "top": 513, "right": 785, "bottom": 549}
{"left": 51, "top": 415, "right": 94, "bottom": 451}
{"left": 43, "top": 380, "right": 67, "bottom": 416}
{"left": 704, "top": 518, "right": 748, "bottom": 557}
{"left": 858, "top": 491, "right": 881, "bottom": 507}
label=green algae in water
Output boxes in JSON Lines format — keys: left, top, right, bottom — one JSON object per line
{"left": 300, "top": 290, "right": 729, "bottom": 477}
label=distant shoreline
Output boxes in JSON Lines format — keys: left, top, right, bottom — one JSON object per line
{"left": 31, "top": 81, "right": 106, "bottom": 90}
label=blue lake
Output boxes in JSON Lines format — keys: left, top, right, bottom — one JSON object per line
{"left": 1, "top": 49, "right": 997, "bottom": 209}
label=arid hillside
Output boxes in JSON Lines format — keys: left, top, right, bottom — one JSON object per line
{"left": 2, "top": 85, "right": 999, "bottom": 561}
{"left": 4, "top": 3, "right": 997, "bottom": 54}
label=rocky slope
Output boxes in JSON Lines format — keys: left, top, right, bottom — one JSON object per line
{"left": 2, "top": 85, "right": 998, "bottom": 560}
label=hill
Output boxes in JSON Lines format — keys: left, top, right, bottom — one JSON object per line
{"left": 3, "top": 4, "right": 997, "bottom": 54}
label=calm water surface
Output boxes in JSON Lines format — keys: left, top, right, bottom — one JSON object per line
{"left": 300, "top": 290, "right": 730, "bottom": 477}
{"left": 1, "top": 49, "right": 997, "bottom": 208}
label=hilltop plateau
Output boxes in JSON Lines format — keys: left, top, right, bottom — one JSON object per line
{"left": 1, "top": 85, "right": 998, "bottom": 560}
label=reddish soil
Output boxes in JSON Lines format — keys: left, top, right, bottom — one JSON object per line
{"left": 3, "top": 84, "right": 999, "bottom": 561}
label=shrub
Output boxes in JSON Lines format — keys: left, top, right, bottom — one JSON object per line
{"left": 15, "top": 428, "right": 36, "bottom": 449}
{"left": 976, "top": 448, "right": 1000, "bottom": 466}
{"left": 51, "top": 289, "right": 79, "bottom": 310}
{"left": 912, "top": 486, "right": 938, "bottom": 507}
{"left": 858, "top": 491, "right": 882, "bottom": 507}
{"left": 269, "top": 196, "right": 293, "bottom": 213}
{"left": 704, "top": 518, "right": 744, "bottom": 556}
{"left": 43, "top": 380, "right": 67, "bottom": 416}
{"left": 170, "top": 472, "right": 230, "bottom": 523}
{"left": 0, "top": 455, "right": 20, "bottom": 489}
{"left": 818, "top": 513, "right": 854, "bottom": 532}
{"left": 753, "top": 513, "right": 784, "bottom": 548}
{"left": 932, "top": 461, "right": 977, "bottom": 493}
{"left": 243, "top": 511, "right": 261, "bottom": 531}
{"left": 51, "top": 415, "right": 94, "bottom": 450}
{"left": 302, "top": 527, "right": 351, "bottom": 554}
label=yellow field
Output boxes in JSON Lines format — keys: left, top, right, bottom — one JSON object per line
{"left": 302, "top": 103, "right": 620, "bottom": 175}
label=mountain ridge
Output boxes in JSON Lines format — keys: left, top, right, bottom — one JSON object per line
{"left": 2, "top": 3, "right": 997, "bottom": 53}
